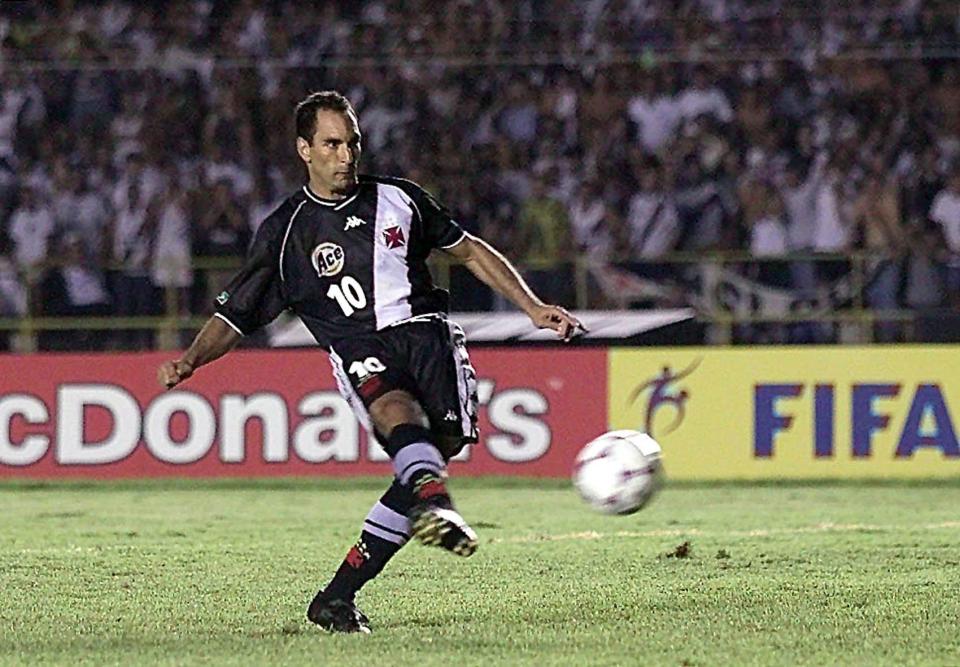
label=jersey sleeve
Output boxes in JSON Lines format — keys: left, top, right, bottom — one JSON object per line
{"left": 403, "top": 182, "right": 466, "bottom": 249}
{"left": 213, "top": 204, "right": 289, "bottom": 336}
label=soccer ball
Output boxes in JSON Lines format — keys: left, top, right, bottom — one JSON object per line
{"left": 572, "top": 430, "right": 663, "bottom": 515}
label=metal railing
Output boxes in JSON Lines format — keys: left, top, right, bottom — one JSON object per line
{"left": 0, "top": 249, "right": 948, "bottom": 351}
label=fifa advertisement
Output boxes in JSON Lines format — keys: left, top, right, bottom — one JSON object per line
{"left": 609, "top": 346, "right": 960, "bottom": 479}
{"left": 0, "top": 349, "right": 606, "bottom": 479}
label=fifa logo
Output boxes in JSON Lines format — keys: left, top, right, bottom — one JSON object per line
{"left": 628, "top": 359, "right": 701, "bottom": 437}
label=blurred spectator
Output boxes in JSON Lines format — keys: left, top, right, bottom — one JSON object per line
{"left": 51, "top": 164, "right": 112, "bottom": 261}
{"left": 749, "top": 185, "right": 789, "bottom": 259}
{"left": 151, "top": 175, "right": 193, "bottom": 317}
{"left": 580, "top": 70, "right": 624, "bottom": 151}
{"left": 497, "top": 77, "right": 539, "bottom": 146}
{"left": 38, "top": 233, "right": 111, "bottom": 350}
{"left": 812, "top": 160, "right": 855, "bottom": 255}
{"left": 674, "top": 154, "right": 729, "bottom": 251}
{"left": 195, "top": 179, "right": 251, "bottom": 309}
{"left": 109, "top": 182, "right": 158, "bottom": 348}
{"left": 627, "top": 71, "right": 678, "bottom": 156}
{"left": 76, "top": 176, "right": 112, "bottom": 261}
{"left": 112, "top": 153, "right": 164, "bottom": 212}
{"left": 202, "top": 143, "right": 254, "bottom": 197}
{"left": 853, "top": 173, "right": 908, "bottom": 341}
{"left": 202, "top": 88, "right": 255, "bottom": 167}
{"left": 196, "top": 180, "right": 251, "bottom": 257}
{"left": 516, "top": 173, "right": 573, "bottom": 307}
{"left": 676, "top": 66, "right": 733, "bottom": 125}
{"left": 0, "top": 81, "right": 28, "bottom": 163}
{"left": 9, "top": 185, "right": 54, "bottom": 270}
{"left": 110, "top": 91, "right": 145, "bottom": 164}
{"left": 929, "top": 168, "right": 960, "bottom": 301}
{"left": 782, "top": 154, "right": 828, "bottom": 296}
{"left": 568, "top": 178, "right": 613, "bottom": 260}
{"left": 905, "top": 225, "right": 947, "bottom": 310}
{"left": 0, "top": 234, "right": 25, "bottom": 350}
{"left": 626, "top": 161, "right": 680, "bottom": 263}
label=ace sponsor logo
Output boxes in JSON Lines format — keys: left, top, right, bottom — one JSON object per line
{"left": 311, "top": 242, "right": 345, "bottom": 277}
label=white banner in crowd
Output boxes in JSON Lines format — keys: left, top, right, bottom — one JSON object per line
{"left": 590, "top": 262, "right": 858, "bottom": 319}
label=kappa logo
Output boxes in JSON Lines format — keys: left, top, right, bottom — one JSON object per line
{"left": 311, "top": 242, "right": 345, "bottom": 277}
{"left": 383, "top": 225, "right": 406, "bottom": 249}
{"left": 344, "top": 215, "right": 366, "bottom": 231}
{"left": 444, "top": 409, "right": 458, "bottom": 421}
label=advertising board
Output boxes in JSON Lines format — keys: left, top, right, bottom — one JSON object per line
{"left": 608, "top": 346, "right": 960, "bottom": 479}
{"left": 0, "top": 349, "right": 607, "bottom": 478}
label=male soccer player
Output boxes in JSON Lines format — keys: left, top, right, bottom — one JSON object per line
{"left": 157, "top": 91, "right": 583, "bottom": 634}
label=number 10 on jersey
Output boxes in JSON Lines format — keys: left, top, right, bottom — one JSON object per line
{"left": 327, "top": 276, "right": 367, "bottom": 316}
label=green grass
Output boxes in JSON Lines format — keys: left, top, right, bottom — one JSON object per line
{"left": 2, "top": 478, "right": 959, "bottom": 666}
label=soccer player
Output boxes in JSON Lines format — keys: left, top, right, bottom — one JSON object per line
{"left": 157, "top": 91, "right": 583, "bottom": 634}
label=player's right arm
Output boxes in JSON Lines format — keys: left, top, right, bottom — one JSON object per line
{"left": 156, "top": 199, "right": 294, "bottom": 389}
{"left": 157, "top": 316, "right": 241, "bottom": 388}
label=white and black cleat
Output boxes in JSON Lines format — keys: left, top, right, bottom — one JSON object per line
{"left": 410, "top": 504, "right": 478, "bottom": 557}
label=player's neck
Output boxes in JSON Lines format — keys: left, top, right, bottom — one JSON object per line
{"left": 307, "top": 180, "right": 358, "bottom": 202}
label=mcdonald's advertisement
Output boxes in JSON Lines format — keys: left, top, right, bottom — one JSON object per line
{"left": 608, "top": 346, "right": 960, "bottom": 479}
{"left": 0, "top": 349, "right": 606, "bottom": 479}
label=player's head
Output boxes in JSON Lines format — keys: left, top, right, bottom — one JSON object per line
{"left": 295, "top": 91, "right": 362, "bottom": 198}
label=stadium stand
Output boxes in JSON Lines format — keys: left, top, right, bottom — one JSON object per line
{"left": 0, "top": 0, "right": 958, "bottom": 348}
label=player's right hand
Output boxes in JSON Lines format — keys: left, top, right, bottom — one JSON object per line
{"left": 157, "top": 359, "right": 194, "bottom": 389}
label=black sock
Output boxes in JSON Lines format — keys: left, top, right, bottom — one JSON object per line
{"left": 321, "top": 480, "right": 413, "bottom": 601}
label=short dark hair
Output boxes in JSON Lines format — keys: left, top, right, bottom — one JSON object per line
{"left": 295, "top": 90, "right": 357, "bottom": 144}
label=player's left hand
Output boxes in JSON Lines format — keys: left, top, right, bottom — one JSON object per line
{"left": 527, "top": 305, "right": 588, "bottom": 342}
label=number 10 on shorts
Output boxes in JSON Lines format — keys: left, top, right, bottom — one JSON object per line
{"left": 348, "top": 356, "right": 386, "bottom": 378}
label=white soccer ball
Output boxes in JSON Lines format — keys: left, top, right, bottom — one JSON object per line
{"left": 572, "top": 430, "right": 663, "bottom": 515}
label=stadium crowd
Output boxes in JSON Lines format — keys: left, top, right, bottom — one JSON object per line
{"left": 0, "top": 0, "right": 959, "bottom": 347}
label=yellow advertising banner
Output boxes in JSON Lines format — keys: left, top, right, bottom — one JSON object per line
{"left": 608, "top": 346, "right": 960, "bottom": 479}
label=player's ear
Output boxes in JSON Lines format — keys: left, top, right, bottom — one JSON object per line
{"left": 296, "top": 136, "right": 312, "bottom": 163}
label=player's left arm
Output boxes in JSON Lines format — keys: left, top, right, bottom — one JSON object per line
{"left": 444, "top": 233, "right": 586, "bottom": 341}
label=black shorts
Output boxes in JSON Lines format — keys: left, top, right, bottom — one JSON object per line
{"left": 328, "top": 314, "right": 479, "bottom": 457}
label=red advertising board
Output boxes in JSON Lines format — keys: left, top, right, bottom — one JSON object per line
{"left": 0, "top": 348, "right": 607, "bottom": 479}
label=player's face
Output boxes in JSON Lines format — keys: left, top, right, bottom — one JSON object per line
{"left": 297, "top": 109, "right": 362, "bottom": 198}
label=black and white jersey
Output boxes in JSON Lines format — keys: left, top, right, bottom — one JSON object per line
{"left": 214, "top": 175, "right": 466, "bottom": 350}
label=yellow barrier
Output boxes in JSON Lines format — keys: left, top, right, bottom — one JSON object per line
{"left": 608, "top": 347, "right": 960, "bottom": 479}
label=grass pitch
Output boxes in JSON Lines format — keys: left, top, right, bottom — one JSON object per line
{"left": 2, "top": 478, "right": 959, "bottom": 666}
